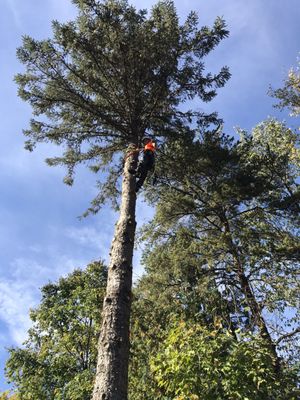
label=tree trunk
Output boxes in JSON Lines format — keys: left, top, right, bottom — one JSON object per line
{"left": 92, "top": 148, "right": 138, "bottom": 400}
{"left": 235, "top": 264, "right": 280, "bottom": 365}
{"left": 222, "top": 214, "right": 281, "bottom": 372}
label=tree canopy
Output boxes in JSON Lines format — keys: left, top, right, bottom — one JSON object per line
{"left": 141, "top": 119, "right": 300, "bottom": 355}
{"left": 16, "top": 0, "right": 230, "bottom": 210}
{"left": 5, "top": 262, "right": 107, "bottom": 400}
{"left": 127, "top": 118, "right": 300, "bottom": 398}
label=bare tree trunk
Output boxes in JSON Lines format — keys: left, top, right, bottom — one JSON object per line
{"left": 235, "top": 262, "right": 280, "bottom": 370}
{"left": 222, "top": 216, "right": 281, "bottom": 373}
{"left": 92, "top": 148, "right": 138, "bottom": 400}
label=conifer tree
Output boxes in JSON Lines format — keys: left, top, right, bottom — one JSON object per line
{"left": 142, "top": 120, "right": 300, "bottom": 376}
{"left": 15, "top": 1, "right": 230, "bottom": 397}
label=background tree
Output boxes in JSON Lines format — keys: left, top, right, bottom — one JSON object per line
{"left": 5, "top": 261, "right": 107, "bottom": 400}
{"left": 137, "top": 119, "right": 299, "bottom": 390}
{"left": 15, "top": 0, "right": 230, "bottom": 397}
{"left": 0, "top": 392, "right": 19, "bottom": 400}
{"left": 129, "top": 239, "right": 236, "bottom": 399}
{"left": 150, "top": 322, "right": 299, "bottom": 400}
{"left": 270, "top": 58, "right": 300, "bottom": 117}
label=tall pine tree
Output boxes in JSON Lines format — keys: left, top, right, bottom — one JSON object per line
{"left": 15, "top": 1, "right": 230, "bottom": 397}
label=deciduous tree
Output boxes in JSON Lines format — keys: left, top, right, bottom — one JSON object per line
{"left": 151, "top": 322, "right": 299, "bottom": 400}
{"left": 5, "top": 262, "right": 107, "bottom": 400}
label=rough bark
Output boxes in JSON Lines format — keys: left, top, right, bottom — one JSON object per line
{"left": 92, "top": 148, "right": 138, "bottom": 400}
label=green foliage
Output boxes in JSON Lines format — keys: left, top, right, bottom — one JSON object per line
{"left": 270, "top": 59, "right": 300, "bottom": 117}
{"left": 15, "top": 0, "right": 230, "bottom": 211}
{"left": 128, "top": 228, "right": 237, "bottom": 399}
{"left": 129, "top": 294, "right": 168, "bottom": 400}
{"left": 5, "top": 261, "right": 107, "bottom": 400}
{"left": 151, "top": 322, "right": 299, "bottom": 400}
{"left": 126, "top": 119, "right": 300, "bottom": 398}
{"left": 140, "top": 119, "right": 300, "bottom": 366}
{"left": 117, "top": 114, "right": 300, "bottom": 397}
{"left": 0, "top": 392, "right": 19, "bottom": 400}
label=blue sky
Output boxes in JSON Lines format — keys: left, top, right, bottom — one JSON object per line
{"left": 1, "top": 0, "right": 300, "bottom": 391}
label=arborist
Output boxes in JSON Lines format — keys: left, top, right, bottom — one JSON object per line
{"left": 132, "top": 137, "right": 156, "bottom": 192}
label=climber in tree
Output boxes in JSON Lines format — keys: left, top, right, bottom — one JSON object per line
{"left": 135, "top": 137, "right": 156, "bottom": 192}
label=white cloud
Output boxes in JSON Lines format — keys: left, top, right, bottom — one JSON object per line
{"left": 65, "top": 226, "right": 108, "bottom": 249}
{"left": 10, "top": 258, "right": 53, "bottom": 283}
{"left": 64, "top": 217, "right": 116, "bottom": 261}
{"left": 4, "top": 0, "right": 22, "bottom": 29}
{"left": 0, "top": 255, "right": 83, "bottom": 346}
{"left": 0, "top": 278, "right": 37, "bottom": 345}
{"left": 0, "top": 207, "right": 148, "bottom": 347}
{"left": 64, "top": 200, "right": 152, "bottom": 281}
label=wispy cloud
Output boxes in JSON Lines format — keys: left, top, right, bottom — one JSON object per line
{"left": 0, "top": 255, "right": 81, "bottom": 346}
{"left": 0, "top": 278, "right": 37, "bottom": 345}
{"left": 4, "top": 0, "right": 22, "bottom": 29}
{"left": 64, "top": 214, "right": 116, "bottom": 257}
{"left": 0, "top": 210, "right": 147, "bottom": 348}
{"left": 65, "top": 226, "right": 109, "bottom": 249}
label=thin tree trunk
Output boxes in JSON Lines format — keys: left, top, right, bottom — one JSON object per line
{"left": 92, "top": 147, "right": 138, "bottom": 400}
{"left": 237, "top": 265, "right": 281, "bottom": 373}
{"left": 222, "top": 215, "right": 281, "bottom": 372}
{"left": 235, "top": 264, "right": 280, "bottom": 366}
